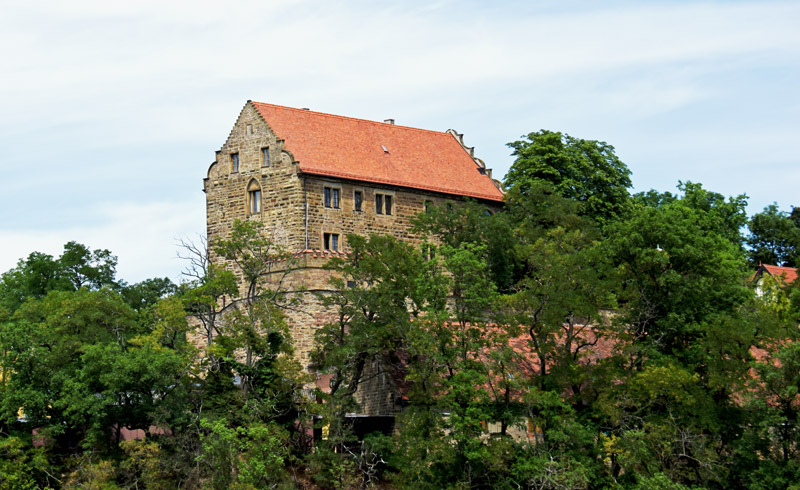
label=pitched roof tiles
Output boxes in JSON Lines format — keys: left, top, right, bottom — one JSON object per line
{"left": 757, "top": 264, "right": 798, "bottom": 284}
{"left": 252, "top": 102, "right": 504, "bottom": 202}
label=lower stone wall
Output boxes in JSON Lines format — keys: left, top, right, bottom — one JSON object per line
{"left": 190, "top": 250, "right": 401, "bottom": 416}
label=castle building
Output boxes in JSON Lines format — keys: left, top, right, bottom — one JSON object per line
{"left": 204, "top": 101, "right": 504, "bottom": 414}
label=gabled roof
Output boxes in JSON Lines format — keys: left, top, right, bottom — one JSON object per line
{"left": 754, "top": 264, "right": 798, "bottom": 284}
{"left": 252, "top": 102, "right": 504, "bottom": 202}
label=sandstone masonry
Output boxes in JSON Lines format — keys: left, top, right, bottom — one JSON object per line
{"left": 204, "top": 101, "right": 503, "bottom": 415}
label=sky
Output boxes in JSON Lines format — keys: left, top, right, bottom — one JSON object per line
{"left": 1, "top": 0, "right": 799, "bottom": 283}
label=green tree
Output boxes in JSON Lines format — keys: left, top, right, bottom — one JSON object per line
{"left": 0, "top": 289, "right": 194, "bottom": 453}
{"left": 732, "top": 335, "right": 800, "bottom": 490}
{"left": 412, "top": 199, "right": 519, "bottom": 292}
{"left": 58, "top": 241, "right": 118, "bottom": 290}
{"left": 747, "top": 203, "right": 800, "bottom": 267}
{"left": 0, "top": 435, "right": 56, "bottom": 489}
{"left": 601, "top": 182, "right": 753, "bottom": 488}
{"left": 196, "top": 417, "right": 290, "bottom": 489}
{"left": 505, "top": 130, "right": 632, "bottom": 226}
{"left": 606, "top": 182, "right": 751, "bottom": 364}
{"left": 313, "top": 234, "right": 431, "bottom": 442}
{"left": 119, "top": 277, "right": 176, "bottom": 311}
{"left": 0, "top": 241, "right": 118, "bottom": 312}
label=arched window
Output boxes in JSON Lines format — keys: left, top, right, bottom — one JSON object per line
{"left": 247, "top": 180, "right": 262, "bottom": 214}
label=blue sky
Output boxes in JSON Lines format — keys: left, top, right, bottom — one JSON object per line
{"left": 1, "top": 0, "right": 798, "bottom": 282}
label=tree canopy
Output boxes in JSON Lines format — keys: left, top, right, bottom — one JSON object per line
{"left": 505, "top": 130, "right": 632, "bottom": 226}
{"left": 1, "top": 131, "right": 799, "bottom": 489}
{"left": 747, "top": 203, "right": 800, "bottom": 267}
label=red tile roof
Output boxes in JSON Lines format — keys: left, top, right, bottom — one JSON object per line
{"left": 756, "top": 264, "right": 798, "bottom": 284}
{"left": 252, "top": 102, "right": 504, "bottom": 202}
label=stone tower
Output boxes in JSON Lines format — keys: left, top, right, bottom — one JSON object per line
{"left": 204, "top": 101, "right": 503, "bottom": 414}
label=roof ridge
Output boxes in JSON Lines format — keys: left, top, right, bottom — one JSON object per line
{"left": 251, "top": 101, "right": 452, "bottom": 138}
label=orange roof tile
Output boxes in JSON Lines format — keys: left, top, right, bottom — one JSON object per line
{"left": 757, "top": 264, "right": 798, "bottom": 283}
{"left": 252, "top": 102, "right": 504, "bottom": 202}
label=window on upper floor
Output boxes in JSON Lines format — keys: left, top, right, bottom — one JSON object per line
{"left": 354, "top": 191, "right": 363, "bottom": 212}
{"left": 247, "top": 180, "right": 261, "bottom": 214}
{"left": 262, "top": 147, "right": 270, "bottom": 167}
{"left": 231, "top": 153, "right": 239, "bottom": 173}
{"left": 324, "top": 187, "right": 340, "bottom": 209}
{"left": 376, "top": 193, "right": 393, "bottom": 215}
{"left": 323, "top": 232, "right": 339, "bottom": 251}
{"left": 424, "top": 200, "right": 432, "bottom": 213}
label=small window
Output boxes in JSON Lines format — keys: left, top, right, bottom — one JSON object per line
{"left": 249, "top": 190, "right": 261, "bottom": 213}
{"left": 323, "top": 233, "right": 339, "bottom": 251}
{"left": 424, "top": 201, "right": 432, "bottom": 213}
{"left": 231, "top": 153, "right": 239, "bottom": 173}
{"left": 354, "top": 191, "right": 363, "bottom": 212}
{"left": 262, "top": 148, "right": 270, "bottom": 167}
{"left": 247, "top": 180, "right": 261, "bottom": 214}
{"left": 324, "top": 187, "right": 340, "bottom": 209}
{"left": 376, "top": 193, "right": 393, "bottom": 215}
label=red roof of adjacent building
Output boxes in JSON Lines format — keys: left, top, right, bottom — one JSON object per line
{"left": 252, "top": 102, "right": 504, "bottom": 202}
{"left": 755, "top": 264, "right": 798, "bottom": 284}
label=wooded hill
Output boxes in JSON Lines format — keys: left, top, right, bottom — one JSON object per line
{"left": 2, "top": 130, "right": 800, "bottom": 489}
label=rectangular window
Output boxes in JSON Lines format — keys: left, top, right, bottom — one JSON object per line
{"left": 323, "top": 233, "right": 339, "bottom": 251}
{"left": 249, "top": 189, "right": 261, "bottom": 213}
{"left": 424, "top": 201, "right": 432, "bottom": 213}
{"left": 262, "top": 148, "right": 270, "bottom": 167}
{"left": 324, "top": 187, "right": 340, "bottom": 208}
{"left": 231, "top": 153, "right": 239, "bottom": 173}
{"left": 376, "top": 193, "right": 393, "bottom": 215}
{"left": 354, "top": 191, "right": 363, "bottom": 212}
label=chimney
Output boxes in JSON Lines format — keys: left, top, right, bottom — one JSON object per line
{"left": 384, "top": 119, "right": 395, "bottom": 125}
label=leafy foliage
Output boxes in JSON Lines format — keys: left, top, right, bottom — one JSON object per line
{"left": 747, "top": 203, "right": 800, "bottom": 267}
{"left": 2, "top": 132, "right": 800, "bottom": 489}
{"left": 506, "top": 130, "right": 632, "bottom": 226}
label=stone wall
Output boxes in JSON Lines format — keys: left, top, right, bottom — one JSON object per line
{"left": 302, "top": 175, "right": 453, "bottom": 251}
{"left": 205, "top": 102, "right": 306, "bottom": 257}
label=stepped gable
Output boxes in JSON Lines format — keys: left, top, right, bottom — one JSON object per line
{"left": 252, "top": 102, "right": 504, "bottom": 202}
